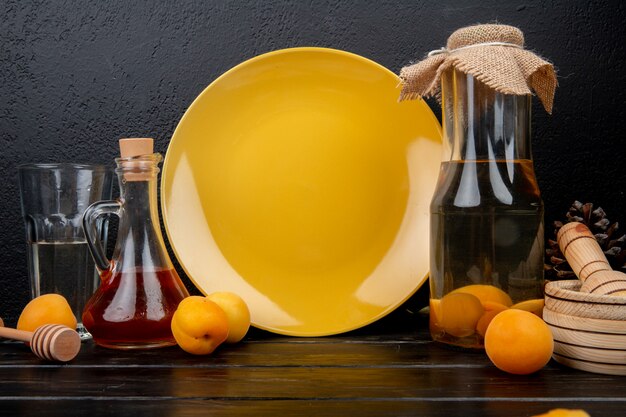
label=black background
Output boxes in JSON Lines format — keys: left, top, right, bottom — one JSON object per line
{"left": 1, "top": 0, "right": 624, "bottom": 328}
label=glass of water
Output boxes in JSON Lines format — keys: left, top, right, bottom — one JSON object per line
{"left": 18, "top": 163, "right": 113, "bottom": 340}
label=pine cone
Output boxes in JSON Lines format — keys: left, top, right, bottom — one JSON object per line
{"left": 545, "top": 201, "right": 626, "bottom": 280}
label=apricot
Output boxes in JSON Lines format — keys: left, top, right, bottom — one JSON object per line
{"left": 171, "top": 296, "right": 229, "bottom": 355}
{"left": 475, "top": 301, "right": 509, "bottom": 338}
{"left": 451, "top": 284, "right": 513, "bottom": 307}
{"left": 511, "top": 299, "right": 544, "bottom": 318}
{"left": 439, "top": 292, "right": 484, "bottom": 337}
{"left": 429, "top": 298, "right": 443, "bottom": 335}
{"left": 485, "top": 309, "right": 554, "bottom": 375}
{"left": 206, "top": 292, "right": 250, "bottom": 344}
{"left": 17, "top": 294, "right": 77, "bottom": 332}
{"left": 531, "top": 409, "right": 590, "bottom": 417}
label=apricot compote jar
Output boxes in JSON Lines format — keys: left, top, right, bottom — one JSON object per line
{"left": 429, "top": 68, "right": 544, "bottom": 348}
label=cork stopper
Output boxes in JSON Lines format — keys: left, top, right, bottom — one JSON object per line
{"left": 118, "top": 138, "right": 157, "bottom": 181}
{"left": 119, "top": 138, "right": 154, "bottom": 158}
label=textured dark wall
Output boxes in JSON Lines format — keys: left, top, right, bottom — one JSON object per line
{"left": 1, "top": 0, "right": 625, "bottom": 326}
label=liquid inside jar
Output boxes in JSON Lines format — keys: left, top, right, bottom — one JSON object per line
{"left": 82, "top": 267, "right": 188, "bottom": 349}
{"left": 429, "top": 159, "right": 544, "bottom": 348}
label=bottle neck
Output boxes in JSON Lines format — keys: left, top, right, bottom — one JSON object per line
{"left": 112, "top": 154, "right": 172, "bottom": 271}
{"left": 118, "top": 177, "right": 160, "bottom": 223}
{"left": 441, "top": 69, "right": 532, "bottom": 162}
{"left": 116, "top": 154, "right": 162, "bottom": 226}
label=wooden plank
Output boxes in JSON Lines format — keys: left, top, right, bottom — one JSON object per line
{"left": 0, "top": 399, "right": 623, "bottom": 417}
{"left": 0, "top": 366, "right": 623, "bottom": 399}
{"left": 0, "top": 338, "right": 494, "bottom": 368}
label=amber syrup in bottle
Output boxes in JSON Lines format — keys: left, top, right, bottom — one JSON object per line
{"left": 82, "top": 267, "right": 188, "bottom": 348}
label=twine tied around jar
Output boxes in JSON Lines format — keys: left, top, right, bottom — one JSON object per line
{"left": 399, "top": 24, "right": 557, "bottom": 113}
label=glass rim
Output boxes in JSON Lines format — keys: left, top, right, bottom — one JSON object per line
{"left": 17, "top": 162, "right": 111, "bottom": 171}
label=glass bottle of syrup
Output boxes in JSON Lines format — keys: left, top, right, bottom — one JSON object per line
{"left": 429, "top": 69, "right": 544, "bottom": 348}
{"left": 82, "top": 138, "right": 189, "bottom": 349}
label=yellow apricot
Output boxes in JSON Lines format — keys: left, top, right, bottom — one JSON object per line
{"left": 511, "top": 299, "right": 544, "bottom": 318}
{"left": 206, "top": 292, "right": 250, "bottom": 344}
{"left": 439, "top": 292, "right": 484, "bottom": 337}
{"left": 451, "top": 284, "right": 513, "bottom": 307}
{"left": 475, "top": 302, "right": 509, "bottom": 338}
{"left": 17, "top": 294, "right": 77, "bottom": 332}
{"left": 485, "top": 309, "right": 554, "bottom": 375}
{"left": 531, "top": 409, "right": 590, "bottom": 417}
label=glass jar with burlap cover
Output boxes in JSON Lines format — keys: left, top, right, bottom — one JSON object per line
{"left": 401, "top": 24, "right": 556, "bottom": 349}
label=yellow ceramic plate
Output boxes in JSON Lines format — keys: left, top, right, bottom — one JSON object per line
{"left": 161, "top": 47, "right": 441, "bottom": 336}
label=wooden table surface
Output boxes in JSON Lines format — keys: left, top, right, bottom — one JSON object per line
{"left": 1, "top": 312, "right": 624, "bottom": 417}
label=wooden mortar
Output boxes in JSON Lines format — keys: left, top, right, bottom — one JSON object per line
{"left": 543, "top": 280, "right": 626, "bottom": 375}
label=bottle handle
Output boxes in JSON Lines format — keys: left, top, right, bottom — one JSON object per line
{"left": 82, "top": 200, "right": 121, "bottom": 272}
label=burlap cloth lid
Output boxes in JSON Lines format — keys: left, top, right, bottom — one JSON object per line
{"left": 399, "top": 24, "right": 557, "bottom": 113}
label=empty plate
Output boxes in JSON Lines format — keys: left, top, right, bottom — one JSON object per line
{"left": 161, "top": 47, "right": 441, "bottom": 336}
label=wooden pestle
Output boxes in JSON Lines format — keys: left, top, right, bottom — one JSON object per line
{"left": 0, "top": 322, "right": 81, "bottom": 362}
{"left": 557, "top": 222, "right": 626, "bottom": 296}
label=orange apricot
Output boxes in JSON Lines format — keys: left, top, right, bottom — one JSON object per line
{"left": 511, "top": 299, "right": 544, "bottom": 318}
{"left": 17, "top": 294, "right": 77, "bottom": 332}
{"left": 485, "top": 309, "right": 554, "bottom": 375}
{"left": 439, "top": 292, "right": 484, "bottom": 337}
{"left": 451, "top": 284, "right": 513, "bottom": 307}
{"left": 429, "top": 298, "right": 444, "bottom": 335}
{"left": 475, "top": 302, "right": 509, "bottom": 338}
{"left": 482, "top": 301, "right": 510, "bottom": 312}
{"left": 171, "top": 296, "right": 229, "bottom": 355}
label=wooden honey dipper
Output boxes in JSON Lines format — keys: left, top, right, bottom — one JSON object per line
{"left": 557, "top": 221, "right": 626, "bottom": 296}
{"left": 0, "top": 320, "right": 81, "bottom": 362}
